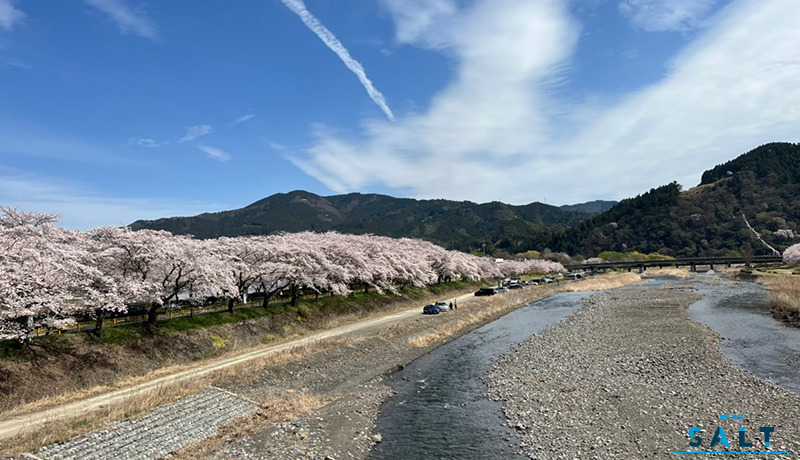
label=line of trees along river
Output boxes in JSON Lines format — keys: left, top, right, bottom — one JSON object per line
{"left": 0, "top": 207, "right": 563, "bottom": 339}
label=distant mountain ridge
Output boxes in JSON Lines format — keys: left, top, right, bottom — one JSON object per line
{"left": 129, "top": 192, "right": 614, "bottom": 254}
{"left": 130, "top": 142, "right": 800, "bottom": 258}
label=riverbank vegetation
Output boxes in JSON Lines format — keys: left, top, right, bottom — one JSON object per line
{"left": 763, "top": 275, "right": 800, "bottom": 327}
{"left": 0, "top": 280, "right": 483, "bottom": 417}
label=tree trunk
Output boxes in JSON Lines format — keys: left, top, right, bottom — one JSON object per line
{"left": 147, "top": 303, "right": 160, "bottom": 324}
{"left": 227, "top": 297, "right": 235, "bottom": 314}
{"left": 93, "top": 310, "right": 106, "bottom": 338}
{"left": 262, "top": 296, "right": 270, "bottom": 309}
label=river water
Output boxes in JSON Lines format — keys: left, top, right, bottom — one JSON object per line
{"left": 370, "top": 291, "right": 594, "bottom": 460}
{"left": 371, "top": 276, "right": 800, "bottom": 459}
{"left": 687, "top": 274, "right": 800, "bottom": 395}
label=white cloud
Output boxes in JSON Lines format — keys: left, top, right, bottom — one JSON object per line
{"left": 292, "top": 0, "right": 800, "bottom": 206}
{"left": 292, "top": 0, "right": 579, "bottom": 197}
{"left": 618, "top": 0, "right": 717, "bottom": 32}
{"left": 381, "top": 0, "right": 458, "bottom": 50}
{"left": 281, "top": 0, "right": 395, "bottom": 121}
{"left": 230, "top": 114, "right": 255, "bottom": 126}
{"left": 0, "top": 0, "right": 24, "bottom": 31}
{"left": 84, "top": 0, "right": 157, "bottom": 39}
{"left": 179, "top": 124, "right": 213, "bottom": 143}
{"left": 198, "top": 145, "right": 231, "bottom": 162}
{"left": 128, "top": 137, "right": 165, "bottom": 148}
{"left": 0, "top": 166, "right": 219, "bottom": 230}
{"left": 267, "top": 140, "right": 287, "bottom": 151}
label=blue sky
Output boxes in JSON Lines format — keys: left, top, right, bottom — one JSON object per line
{"left": 1, "top": 0, "right": 799, "bottom": 229}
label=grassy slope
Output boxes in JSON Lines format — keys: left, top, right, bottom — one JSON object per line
{"left": 0, "top": 280, "right": 482, "bottom": 415}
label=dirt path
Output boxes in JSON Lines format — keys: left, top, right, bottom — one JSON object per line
{"left": 5, "top": 273, "right": 642, "bottom": 458}
{"left": 0, "top": 292, "right": 476, "bottom": 442}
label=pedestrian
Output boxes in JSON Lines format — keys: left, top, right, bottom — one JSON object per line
{"left": 449, "top": 301, "right": 453, "bottom": 311}
{"left": 454, "top": 299, "right": 458, "bottom": 310}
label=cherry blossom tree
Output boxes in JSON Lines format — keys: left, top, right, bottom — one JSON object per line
{"left": 784, "top": 243, "right": 800, "bottom": 265}
{"left": 92, "top": 227, "right": 236, "bottom": 325}
{"left": 0, "top": 207, "right": 123, "bottom": 339}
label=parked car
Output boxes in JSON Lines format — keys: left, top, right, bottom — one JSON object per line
{"left": 495, "top": 286, "right": 509, "bottom": 293}
{"left": 540, "top": 276, "right": 554, "bottom": 283}
{"left": 423, "top": 304, "right": 440, "bottom": 314}
{"left": 474, "top": 287, "right": 496, "bottom": 296}
{"left": 564, "top": 272, "right": 585, "bottom": 280}
{"left": 434, "top": 301, "right": 450, "bottom": 312}
{"left": 507, "top": 283, "right": 524, "bottom": 290}
{"left": 525, "top": 280, "right": 539, "bottom": 286}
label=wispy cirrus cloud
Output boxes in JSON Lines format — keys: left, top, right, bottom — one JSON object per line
{"left": 84, "top": 0, "right": 158, "bottom": 39}
{"left": 0, "top": 166, "right": 220, "bottom": 230}
{"left": 198, "top": 145, "right": 230, "bottom": 162}
{"left": 618, "top": 0, "right": 718, "bottom": 32}
{"left": 0, "top": 0, "right": 25, "bottom": 31}
{"left": 281, "top": 0, "right": 395, "bottom": 121}
{"left": 230, "top": 113, "right": 255, "bottom": 126}
{"left": 128, "top": 137, "right": 166, "bottom": 148}
{"left": 179, "top": 124, "right": 213, "bottom": 143}
{"left": 292, "top": 0, "right": 800, "bottom": 207}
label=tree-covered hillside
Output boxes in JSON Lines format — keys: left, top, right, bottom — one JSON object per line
{"left": 130, "top": 192, "right": 606, "bottom": 254}
{"left": 549, "top": 143, "right": 800, "bottom": 257}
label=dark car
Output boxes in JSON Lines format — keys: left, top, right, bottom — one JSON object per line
{"left": 423, "top": 304, "right": 440, "bottom": 314}
{"left": 507, "top": 283, "right": 524, "bottom": 289}
{"left": 474, "top": 287, "right": 496, "bottom": 296}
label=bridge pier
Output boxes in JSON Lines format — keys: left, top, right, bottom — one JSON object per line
{"left": 638, "top": 265, "right": 644, "bottom": 274}
{"left": 710, "top": 264, "right": 714, "bottom": 271}
{"left": 690, "top": 263, "right": 696, "bottom": 273}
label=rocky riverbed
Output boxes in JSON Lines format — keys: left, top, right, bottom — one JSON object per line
{"left": 27, "top": 274, "right": 799, "bottom": 460}
{"left": 488, "top": 287, "right": 800, "bottom": 459}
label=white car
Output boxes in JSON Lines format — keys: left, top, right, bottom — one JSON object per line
{"left": 434, "top": 301, "right": 450, "bottom": 312}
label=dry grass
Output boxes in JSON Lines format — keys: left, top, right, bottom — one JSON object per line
{"left": 2, "top": 276, "right": 642, "bottom": 455}
{"left": 408, "top": 272, "right": 642, "bottom": 348}
{"left": 0, "top": 378, "right": 213, "bottom": 458}
{"left": 0, "top": 337, "right": 350, "bottom": 457}
{"left": 762, "top": 275, "right": 800, "bottom": 327}
{"left": 168, "top": 389, "right": 332, "bottom": 460}
{"left": 558, "top": 272, "right": 641, "bottom": 292}
{"left": 641, "top": 267, "right": 696, "bottom": 278}
{"left": 1, "top": 284, "right": 477, "bottom": 420}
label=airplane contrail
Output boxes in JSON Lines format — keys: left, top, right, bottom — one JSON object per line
{"left": 281, "top": 0, "right": 395, "bottom": 121}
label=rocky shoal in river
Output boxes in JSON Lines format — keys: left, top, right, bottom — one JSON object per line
{"left": 488, "top": 286, "right": 800, "bottom": 459}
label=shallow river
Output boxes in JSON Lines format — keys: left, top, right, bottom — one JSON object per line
{"left": 371, "top": 291, "right": 594, "bottom": 459}
{"left": 371, "top": 276, "right": 800, "bottom": 459}
{"left": 687, "top": 274, "right": 800, "bottom": 395}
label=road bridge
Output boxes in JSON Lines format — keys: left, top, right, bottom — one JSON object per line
{"left": 565, "top": 255, "right": 783, "bottom": 274}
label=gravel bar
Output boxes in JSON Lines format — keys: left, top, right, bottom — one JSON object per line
{"left": 488, "top": 287, "right": 800, "bottom": 459}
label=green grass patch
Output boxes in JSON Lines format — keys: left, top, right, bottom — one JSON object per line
{"left": 1, "top": 280, "right": 484, "bottom": 356}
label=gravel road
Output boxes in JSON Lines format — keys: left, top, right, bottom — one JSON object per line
{"left": 488, "top": 287, "right": 800, "bottom": 459}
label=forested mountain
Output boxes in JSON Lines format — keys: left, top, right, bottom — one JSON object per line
{"left": 558, "top": 200, "right": 617, "bottom": 214}
{"left": 130, "top": 192, "right": 609, "bottom": 254}
{"left": 131, "top": 142, "right": 800, "bottom": 258}
{"left": 549, "top": 143, "right": 800, "bottom": 257}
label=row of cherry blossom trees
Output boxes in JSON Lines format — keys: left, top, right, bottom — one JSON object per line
{"left": 0, "top": 207, "right": 562, "bottom": 339}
